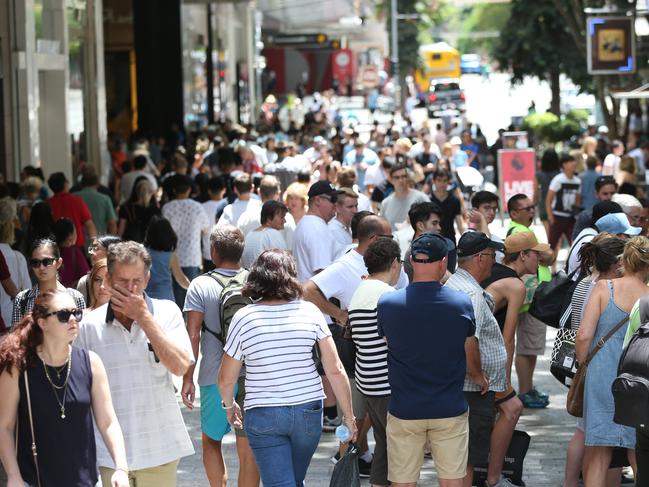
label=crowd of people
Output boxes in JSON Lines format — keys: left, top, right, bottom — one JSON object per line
{"left": 0, "top": 108, "right": 647, "bottom": 487}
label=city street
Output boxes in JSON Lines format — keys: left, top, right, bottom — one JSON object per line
{"left": 176, "top": 328, "right": 571, "bottom": 486}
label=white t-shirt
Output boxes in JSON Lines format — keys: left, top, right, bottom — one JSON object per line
{"left": 241, "top": 228, "right": 288, "bottom": 269}
{"left": 0, "top": 244, "right": 31, "bottom": 327}
{"left": 329, "top": 217, "right": 352, "bottom": 260}
{"left": 358, "top": 192, "right": 372, "bottom": 212}
{"left": 549, "top": 173, "right": 581, "bottom": 218}
{"left": 310, "top": 249, "right": 408, "bottom": 322}
{"left": 293, "top": 214, "right": 336, "bottom": 282}
{"left": 364, "top": 164, "right": 386, "bottom": 188}
{"left": 216, "top": 198, "right": 262, "bottom": 228}
{"left": 201, "top": 199, "right": 222, "bottom": 260}
{"left": 567, "top": 227, "right": 597, "bottom": 278}
{"left": 602, "top": 153, "right": 620, "bottom": 177}
{"left": 162, "top": 199, "right": 210, "bottom": 268}
{"left": 237, "top": 204, "right": 263, "bottom": 236}
{"left": 224, "top": 300, "right": 331, "bottom": 410}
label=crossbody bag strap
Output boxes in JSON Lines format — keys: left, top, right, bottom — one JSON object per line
{"left": 583, "top": 314, "right": 629, "bottom": 367}
{"left": 24, "top": 370, "right": 42, "bottom": 487}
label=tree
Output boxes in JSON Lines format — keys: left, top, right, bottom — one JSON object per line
{"left": 493, "top": 0, "right": 589, "bottom": 115}
{"left": 550, "top": 0, "right": 640, "bottom": 137}
{"left": 457, "top": 3, "right": 511, "bottom": 55}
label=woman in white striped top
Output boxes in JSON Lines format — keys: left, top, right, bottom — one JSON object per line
{"left": 218, "top": 249, "right": 356, "bottom": 486}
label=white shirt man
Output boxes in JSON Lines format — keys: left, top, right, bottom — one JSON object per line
{"left": 293, "top": 181, "right": 338, "bottom": 282}
{"left": 329, "top": 188, "right": 359, "bottom": 259}
{"left": 77, "top": 242, "right": 194, "bottom": 484}
{"left": 241, "top": 201, "right": 288, "bottom": 268}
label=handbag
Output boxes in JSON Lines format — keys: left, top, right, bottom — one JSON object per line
{"left": 566, "top": 314, "right": 629, "bottom": 417}
{"left": 329, "top": 443, "right": 361, "bottom": 487}
{"left": 472, "top": 430, "right": 531, "bottom": 486}
{"left": 550, "top": 327, "right": 578, "bottom": 387}
{"left": 529, "top": 270, "right": 579, "bottom": 328}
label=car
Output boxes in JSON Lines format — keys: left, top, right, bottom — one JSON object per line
{"left": 460, "top": 54, "right": 482, "bottom": 74}
{"left": 427, "top": 79, "right": 466, "bottom": 117}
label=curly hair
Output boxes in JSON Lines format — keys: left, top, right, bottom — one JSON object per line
{"left": 242, "top": 249, "right": 302, "bottom": 301}
{"left": 0, "top": 290, "right": 68, "bottom": 375}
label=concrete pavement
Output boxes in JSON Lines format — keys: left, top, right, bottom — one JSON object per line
{"left": 177, "top": 328, "right": 579, "bottom": 486}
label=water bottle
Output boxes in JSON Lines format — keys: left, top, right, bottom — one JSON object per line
{"left": 335, "top": 424, "right": 352, "bottom": 442}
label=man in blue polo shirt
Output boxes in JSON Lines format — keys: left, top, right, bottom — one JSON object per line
{"left": 378, "top": 232, "right": 483, "bottom": 487}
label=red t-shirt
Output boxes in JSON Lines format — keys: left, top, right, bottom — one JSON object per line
{"left": 47, "top": 192, "right": 93, "bottom": 246}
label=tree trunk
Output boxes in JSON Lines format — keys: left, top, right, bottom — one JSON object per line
{"left": 596, "top": 76, "right": 619, "bottom": 138}
{"left": 549, "top": 70, "right": 561, "bottom": 115}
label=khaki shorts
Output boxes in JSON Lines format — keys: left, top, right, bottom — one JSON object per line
{"left": 100, "top": 459, "right": 179, "bottom": 487}
{"left": 386, "top": 411, "right": 469, "bottom": 482}
{"left": 515, "top": 312, "right": 547, "bottom": 356}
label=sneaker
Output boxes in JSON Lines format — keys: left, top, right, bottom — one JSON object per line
{"left": 531, "top": 387, "right": 549, "bottom": 402}
{"left": 485, "top": 477, "right": 521, "bottom": 487}
{"left": 358, "top": 457, "right": 372, "bottom": 478}
{"left": 322, "top": 416, "right": 341, "bottom": 432}
{"left": 330, "top": 451, "right": 340, "bottom": 465}
{"left": 518, "top": 391, "right": 549, "bottom": 409}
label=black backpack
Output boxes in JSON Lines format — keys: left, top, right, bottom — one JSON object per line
{"left": 612, "top": 296, "right": 649, "bottom": 430}
{"left": 529, "top": 270, "right": 579, "bottom": 328}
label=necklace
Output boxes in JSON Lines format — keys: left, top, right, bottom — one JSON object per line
{"left": 41, "top": 346, "right": 72, "bottom": 419}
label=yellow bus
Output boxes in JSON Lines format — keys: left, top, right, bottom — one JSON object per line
{"left": 414, "top": 42, "right": 461, "bottom": 94}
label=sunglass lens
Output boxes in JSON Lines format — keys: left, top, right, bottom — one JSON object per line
{"left": 56, "top": 309, "right": 82, "bottom": 323}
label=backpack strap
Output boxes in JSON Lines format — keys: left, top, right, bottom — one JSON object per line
{"left": 201, "top": 269, "right": 249, "bottom": 343}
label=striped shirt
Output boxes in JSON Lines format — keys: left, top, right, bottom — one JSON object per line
{"left": 349, "top": 279, "right": 394, "bottom": 397}
{"left": 224, "top": 300, "right": 331, "bottom": 410}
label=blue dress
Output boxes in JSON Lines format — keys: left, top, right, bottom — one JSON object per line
{"left": 583, "top": 280, "right": 635, "bottom": 448}
{"left": 145, "top": 249, "right": 174, "bottom": 301}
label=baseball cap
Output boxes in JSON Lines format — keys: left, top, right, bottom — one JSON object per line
{"left": 456, "top": 231, "right": 505, "bottom": 257}
{"left": 313, "top": 135, "right": 325, "bottom": 145}
{"left": 591, "top": 200, "right": 623, "bottom": 225}
{"left": 410, "top": 232, "right": 454, "bottom": 263}
{"left": 595, "top": 213, "right": 642, "bottom": 236}
{"left": 308, "top": 181, "right": 338, "bottom": 201}
{"left": 504, "top": 232, "right": 551, "bottom": 253}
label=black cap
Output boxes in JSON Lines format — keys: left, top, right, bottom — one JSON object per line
{"left": 308, "top": 181, "right": 338, "bottom": 201}
{"left": 410, "top": 232, "right": 454, "bottom": 263}
{"left": 456, "top": 231, "right": 505, "bottom": 257}
{"left": 591, "top": 200, "right": 623, "bottom": 226}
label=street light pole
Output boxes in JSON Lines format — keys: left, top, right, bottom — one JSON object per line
{"left": 390, "top": 0, "right": 401, "bottom": 109}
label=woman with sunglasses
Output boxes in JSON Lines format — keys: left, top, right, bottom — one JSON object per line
{"left": 0, "top": 289, "right": 129, "bottom": 487}
{"left": 12, "top": 238, "right": 86, "bottom": 328}
{"left": 76, "top": 235, "right": 121, "bottom": 304}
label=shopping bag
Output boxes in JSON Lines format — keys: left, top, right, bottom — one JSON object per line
{"left": 472, "top": 430, "right": 531, "bottom": 486}
{"left": 329, "top": 443, "right": 361, "bottom": 487}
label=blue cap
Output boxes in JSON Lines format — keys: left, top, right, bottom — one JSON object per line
{"left": 411, "top": 232, "right": 454, "bottom": 263}
{"left": 595, "top": 213, "right": 642, "bottom": 236}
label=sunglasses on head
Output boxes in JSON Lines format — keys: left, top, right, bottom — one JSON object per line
{"left": 30, "top": 257, "right": 56, "bottom": 268}
{"left": 43, "top": 308, "right": 83, "bottom": 323}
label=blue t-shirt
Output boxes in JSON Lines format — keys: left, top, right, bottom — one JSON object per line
{"left": 579, "top": 169, "right": 599, "bottom": 213}
{"left": 377, "top": 281, "right": 475, "bottom": 420}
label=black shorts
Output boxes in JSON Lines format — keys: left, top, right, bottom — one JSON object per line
{"left": 465, "top": 391, "right": 496, "bottom": 466}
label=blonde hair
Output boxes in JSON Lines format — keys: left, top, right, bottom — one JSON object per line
{"left": 619, "top": 155, "right": 636, "bottom": 174}
{"left": 0, "top": 198, "right": 16, "bottom": 245}
{"left": 284, "top": 182, "right": 308, "bottom": 206}
{"left": 622, "top": 236, "right": 649, "bottom": 274}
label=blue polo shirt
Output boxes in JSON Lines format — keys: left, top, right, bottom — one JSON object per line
{"left": 377, "top": 281, "right": 475, "bottom": 420}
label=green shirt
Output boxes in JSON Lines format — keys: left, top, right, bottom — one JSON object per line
{"left": 624, "top": 300, "right": 641, "bottom": 347}
{"left": 73, "top": 188, "right": 117, "bottom": 236}
{"left": 507, "top": 221, "right": 551, "bottom": 313}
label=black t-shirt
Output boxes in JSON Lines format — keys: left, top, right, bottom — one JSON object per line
{"left": 371, "top": 180, "right": 394, "bottom": 203}
{"left": 430, "top": 192, "right": 462, "bottom": 244}
{"left": 481, "top": 263, "right": 520, "bottom": 332}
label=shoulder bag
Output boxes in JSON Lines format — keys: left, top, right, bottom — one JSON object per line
{"left": 566, "top": 314, "right": 629, "bottom": 417}
{"left": 20, "top": 370, "right": 42, "bottom": 487}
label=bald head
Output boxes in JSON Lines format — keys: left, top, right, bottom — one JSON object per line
{"left": 358, "top": 215, "right": 392, "bottom": 244}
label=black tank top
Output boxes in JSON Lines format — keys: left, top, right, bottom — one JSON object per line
{"left": 17, "top": 346, "right": 97, "bottom": 487}
{"left": 481, "top": 263, "right": 520, "bottom": 332}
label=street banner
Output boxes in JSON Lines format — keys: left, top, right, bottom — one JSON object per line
{"left": 498, "top": 149, "right": 536, "bottom": 207}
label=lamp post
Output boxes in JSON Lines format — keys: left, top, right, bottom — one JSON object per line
{"left": 390, "top": 0, "right": 419, "bottom": 111}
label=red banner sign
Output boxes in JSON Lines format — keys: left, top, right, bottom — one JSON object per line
{"left": 498, "top": 149, "right": 536, "bottom": 207}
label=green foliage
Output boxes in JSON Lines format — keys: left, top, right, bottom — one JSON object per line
{"left": 565, "top": 109, "right": 590, "bottom": 124}
{"left": 523, "top": 112, "right": 583, "bottom": 143}
{"left": 457, "top": 3, "right": 511, "bottom": 55}
{"left": 493, "top": 0, "right": 591, "bottom": 90}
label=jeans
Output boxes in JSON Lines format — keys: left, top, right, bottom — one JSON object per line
{"left": 637, "top": 428, "right": 649, "bottom": 487}
{"left": 173, "top": 266, "right": 201, "bottom": 309}
{"left": 245, "top": 400, "right": 323, "bottom": 487}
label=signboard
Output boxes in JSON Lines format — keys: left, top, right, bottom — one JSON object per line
{"left": 332, "top": 49, "right": 353, "bottom": 85}
{"left": 587, "top": 16, "right": 635, "bottom": 75}
{"left": 267, "top": 33, "right": 340, "bottom": 50}
{"left": 498, "top": 149, "right": 536, "bottom": 207}
{"left": 502, "top": 131, "right": 529, "bottom": 149}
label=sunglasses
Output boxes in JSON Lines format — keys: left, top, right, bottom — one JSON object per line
{"left": 514, "top": 205, "right": 535, "bottom": 212}
{"left": 30, "top": 257, "right": 56, "bottom": 268}
{"left": 43, "top": 308, "right": 83, "bottom": 323}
